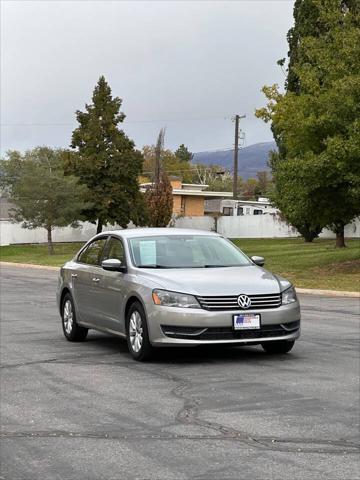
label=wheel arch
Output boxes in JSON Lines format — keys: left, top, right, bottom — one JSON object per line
{"left": 124, "top": 295, "right": 147, "bottom": 328}
{"left": 59, "top": 287, "right": 71, "bottom": 313}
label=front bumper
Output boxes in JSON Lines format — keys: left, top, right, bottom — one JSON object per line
{"left": 146, "top": 301, "right": 301, "bottom": 346}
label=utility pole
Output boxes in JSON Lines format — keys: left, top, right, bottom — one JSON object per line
{"left": 233, "top": 114, "right": 246, "bottom": 199}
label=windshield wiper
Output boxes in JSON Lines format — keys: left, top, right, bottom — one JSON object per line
{"left": 203, "top": 264, "right": 237, "bottom": 268}
{"left": 137, "top": 264, "right": 170, "bottom": 269}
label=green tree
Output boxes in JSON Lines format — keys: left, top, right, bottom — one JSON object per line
{"left": 0, "top": 147, "right": 88, "bottom": 254}
{"left": 206, "top": 172, "right": 242, "bottom": 193}
{"left": 68, "top": 76, "right": 146, "bottom": 233}
{"left": 255, "top": 171, "right": 273, "bottom": 197}
{"left": 284, "top": 0, "right": 359, "bottom": 94}
{"left": 142, "top": 145, "right": 195, "bottom": 183}
{"left": 144, "top": 129, "right": 173, "bottom": 227}
{"left": 268, "top": 152, "right": 323, "bottom": 242}
{"left": 175, "top": 144, "right": 194, "bottom": 163}
{"left": 256, "top": 0, "right": 360, "bottom": 246}
{"left": 285, "top": 0, "right": 325, "bottom": 94}
{"left": 242, "top": 178, "right": 259, "bottom": 200}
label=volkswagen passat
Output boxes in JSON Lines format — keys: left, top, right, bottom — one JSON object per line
{"left": 57, "top": 228, "right": 300, "bottom": 361}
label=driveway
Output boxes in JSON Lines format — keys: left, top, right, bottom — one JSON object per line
{"left": 0, "top": 265, "right": 359, "bottom": 480}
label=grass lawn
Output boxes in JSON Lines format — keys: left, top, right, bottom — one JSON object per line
{"left": 232, "top": 238, "right": 360, "bottom": 291}
{"left": 0, "top": 238, "right": 359, "bottom": 291}
{"left": 0, "top": 243, "right": 84, "bottom": 267}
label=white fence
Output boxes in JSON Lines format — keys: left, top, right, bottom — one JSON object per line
{"left": 175, "top": 215, "right": 360, "bottom": 239}
{"left": 0, "top": 216, "right": 359, "bottom": 246}
{"left": 217, "top": 215, "right": 300, "bottom": 238}
{"left": 0, "top": 221, "right": 99, "bottom": 246}
{"left": 173, "top": 216, "right": 214, "bottom": 231}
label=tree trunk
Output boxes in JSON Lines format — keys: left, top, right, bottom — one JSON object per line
{"left": 335, "top": 224, "right": 346, "bottom": 248}
{"left": 47, "top": 226, "right": 54, "bottom": 255}
{"left": 300, "top": 223, "right": 321, "bottom": 243}
{"left": 96, "top": 218, "right": 103, "bottom": 234}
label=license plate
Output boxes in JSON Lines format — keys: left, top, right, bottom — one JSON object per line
{"left": 233, "top": 313, "right": 260, "bottom": 330}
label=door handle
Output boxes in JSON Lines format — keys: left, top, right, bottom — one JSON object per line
{"left": 71, "top": 273, "right": 78, "bottom": 278}
{"left": 92, "top": 277, "right": 100, "bottom": 283}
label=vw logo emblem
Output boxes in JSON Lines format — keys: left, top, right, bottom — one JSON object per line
{"left": 238, "top": 294, "right": 251, "bottom": 309}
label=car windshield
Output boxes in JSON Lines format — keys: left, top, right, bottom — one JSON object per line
{"left": 128, "top": 235, "right": 251, "bottom": 268}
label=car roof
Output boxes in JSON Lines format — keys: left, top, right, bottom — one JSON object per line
{"left": 98, "top": 228, "right": 221, "bottom": 239}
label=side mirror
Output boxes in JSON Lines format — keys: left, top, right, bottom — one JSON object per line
{"left": 102, "top": 258, "right": 127, "bottom": 273}
{"left": 251, "top": 256, "right": 265, "bottom": 267}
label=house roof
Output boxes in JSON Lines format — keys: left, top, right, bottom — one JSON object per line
{"left": 180, "top": 183, "right": 208, "bottom": 191}
{"left": 139, "top": 182, "right": 233, "bottom": 199}
{"left": 172, "top": 189, "right": 233, "bottom": 198}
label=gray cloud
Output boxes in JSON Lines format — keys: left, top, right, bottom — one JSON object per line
{"left": 1, "top": 0, "right": 294, "bottom": 154}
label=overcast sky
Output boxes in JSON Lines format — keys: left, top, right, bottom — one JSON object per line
{"left": 1, "top": 0, "right": 295, "bottom": 155}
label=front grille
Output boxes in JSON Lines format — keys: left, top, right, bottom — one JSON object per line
{"left": 161, "top": 320, "right": 300, "bottom": 341}
{"left": 197, "top": 293, "right": 281, "bottom": 311}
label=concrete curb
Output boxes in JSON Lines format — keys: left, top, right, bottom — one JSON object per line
{"left": 0, "top": 261, "right": 59, "bottom": 271}
{"left": 0, "top": 261, "right": 359, "bottom": 298}
{"left": 296, "top": 288, "right": 359, "bottom": 298}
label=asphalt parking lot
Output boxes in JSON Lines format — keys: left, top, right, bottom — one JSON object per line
{"left": 0, "top": 264, "right": 359, "bottom": 480}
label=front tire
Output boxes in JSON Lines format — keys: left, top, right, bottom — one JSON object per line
{"left": 61, "top": 293, "right": 88, "bottom": 342}
{"left": 126, "top": 301, "right": 153, "bottom": 361}
{"left": 261, "top": 340, "right": 295, "bottom": 354}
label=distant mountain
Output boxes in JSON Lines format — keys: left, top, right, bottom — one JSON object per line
{"left": 192, "top": 141, "right": 277, "bottom": 180}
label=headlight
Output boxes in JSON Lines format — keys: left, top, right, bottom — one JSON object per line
{"left": 152, "top": 289, "right": 200, "bottom": 309}
{"left": 282, "top": 286, "right": 297, "bottom": 304}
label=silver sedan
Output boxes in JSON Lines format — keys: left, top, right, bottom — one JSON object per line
{"left": 57, "top": 228, "right": 301, "bottom": 361}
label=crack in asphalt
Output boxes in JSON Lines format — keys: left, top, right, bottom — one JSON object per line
{"left": 1, "top": 429, "right": 358, "bottom": 455}
{"left": 2, "top": 355, "right": 359, "bottom": 455}
{"left": 126, "top": 364, "right": 360, "bottom": 455}
{"left": 0, "top": 353, "right": 126, "bottom": 369}
{"left": 0, "top": 358, "right": 59, "bottom": 369}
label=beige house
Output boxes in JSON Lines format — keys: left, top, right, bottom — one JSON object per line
{"left": 140, "top": 179, "right": 232, "bottom": 217}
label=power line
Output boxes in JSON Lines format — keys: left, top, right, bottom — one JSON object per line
{"left": 0, "top": 115, "right": 232, "bottom": 127}
{"left": 0, "top": 166, "right": 228, "bottom": 180}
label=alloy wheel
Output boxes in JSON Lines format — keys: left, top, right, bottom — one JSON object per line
{"left": 63, "top": 299, "right": 74, "bottom": 334}
{"left": 129, "top": 310, "right": 143, "bottom": 353}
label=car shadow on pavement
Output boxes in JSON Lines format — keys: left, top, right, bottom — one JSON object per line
{"left": 83, "top": 331, "right": 298, "bottom": 365}
{"left": 149, "top": 345, "right": 297, "bottom": 365}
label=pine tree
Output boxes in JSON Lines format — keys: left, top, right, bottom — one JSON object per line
{"left": 68, "top": 76, "right": 146, "bottom": 233}
{"left": 285, "top": 0, "right": 359, "bottom": 94}
{"left": 175, "top": 144, "right": 194, "bottom": 163}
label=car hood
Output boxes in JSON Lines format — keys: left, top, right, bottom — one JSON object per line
{"left": 136, "top": 265, "right": 288, "bottom": 296}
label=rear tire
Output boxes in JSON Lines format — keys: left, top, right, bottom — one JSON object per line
{"left": 126, "top": 301, "right": 153, "bottom": 361}
{"left": 61, "top": 293, "right": 88, "bottom": 342}
{"left": 261, "top": 340, "right": 295, "bottom": 354}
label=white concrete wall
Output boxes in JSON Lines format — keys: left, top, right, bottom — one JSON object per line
{"left": 173, "top": 215, "right": 360, "bottom": 239}
{"left": 319, "top": 220, "right": 360, "bottom": 239}
{"left": 173, "top": 216, "right": 215, "bottom": 232}
{"left": 0, "top": 221, "right": 123, "bottom": 246}
{"left": 1, "top": 216, "right": 359, "bottom": 245}
{"left": 217, "top": 215, "right": 300, "bottom": 238}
